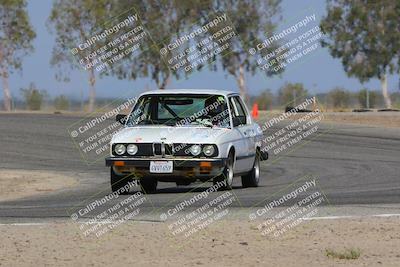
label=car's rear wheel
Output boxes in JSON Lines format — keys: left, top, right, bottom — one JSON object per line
{"left": 241, "top": 152, "right": 260, "bottom": 188}
{"left": 110, "top": 168, "right": 131, "bottom": 193}
{"left": 213, "top": 151, "right": 234, "bottom": 190}
{"left": 140, "top": 177, "right": 158, "bottom": 193}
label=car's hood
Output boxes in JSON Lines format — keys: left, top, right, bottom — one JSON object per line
{"left": 111, "top": 126, "right": 229, "bottom": 144}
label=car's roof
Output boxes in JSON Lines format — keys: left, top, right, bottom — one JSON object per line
{"left": 140, "top": 89, "right": 238, "bottom": 97}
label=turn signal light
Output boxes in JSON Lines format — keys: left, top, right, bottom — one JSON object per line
{"left": 200, "top": 162, "right": 212, "bottom": 168}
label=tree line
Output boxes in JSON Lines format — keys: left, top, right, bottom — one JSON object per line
{"left": 17, "top": 82, "right": 399, "bottom": 112}
{"left": 17, "top": 82, "right": 123, "bottom": 111}
{"left": 1, "top": 0, "right": 399, "bottom": 112}
{"left": 252, "top": 82, "right": 400, "bottom": 111}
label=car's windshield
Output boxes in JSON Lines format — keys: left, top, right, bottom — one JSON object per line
{"left": 126, "top": 94, "right": 230, "bottom": 128}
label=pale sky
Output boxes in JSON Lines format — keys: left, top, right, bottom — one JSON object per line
{"left": 5, "top": 0, "right": 400, "bottom": 100}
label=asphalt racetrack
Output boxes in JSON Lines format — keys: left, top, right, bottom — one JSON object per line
{"left": 0, "top": 113, "right": 400, "bottom": 221}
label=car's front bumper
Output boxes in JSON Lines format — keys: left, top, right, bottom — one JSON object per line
{"left": 105, "top": 157, "right": 227, "bottom": 181}
{"left": 106, "top": 157, "right": 227, "bottom": 167}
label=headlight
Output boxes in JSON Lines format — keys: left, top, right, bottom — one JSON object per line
{"left": 114, "top": 144, "right": 126, "bottom": 155}
{"left": 189, "top": 144, "right": 202, "bottom": 156}
{"left": 127, "top": 144, "right": 138, "bottom": 155}
{"left": 203, "top": 145, "right": 215, "bottom": 157}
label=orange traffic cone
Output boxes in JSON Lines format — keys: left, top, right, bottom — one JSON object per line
{"left": 251, "top": 103, "right": 259, "bottom": 119}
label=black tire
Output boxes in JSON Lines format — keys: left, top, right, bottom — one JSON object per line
{"left": 140, "top": 177, "right": 158, "bottom": 193}
{"left": 241, "top": 152, "right": 260, "bottom": 188}
{"left": 213, "top": 151, "right": 234, "bottom": 190}
{"left": 110, "top": 167, "right": 131, "bottom": 194}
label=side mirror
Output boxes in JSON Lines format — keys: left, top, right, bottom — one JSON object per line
{"left": 232, "top": 116, "right": 246, "bottom": 127}
{"left": 116, "top": 114, "right": 127, "bottom": 125}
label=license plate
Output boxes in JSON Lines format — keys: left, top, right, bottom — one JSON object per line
{"left": 150, "top": 161, "right": 173, "bottom": 173}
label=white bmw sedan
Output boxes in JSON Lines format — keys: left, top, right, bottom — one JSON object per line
{"left": 106, "top": 89, "right": 268, "bottom": 193}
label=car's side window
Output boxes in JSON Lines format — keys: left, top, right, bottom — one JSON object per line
{"left": 229, "top": 97, "right": 238, "bottom": 117}
{"left": 232, "top": 97, "right": 247, "bottom": 118}
{"left": 127, "top": 97, "right": 151, "bottom": 126}
{"left": 229, "top": 96, "right": 248, "bottom": 127}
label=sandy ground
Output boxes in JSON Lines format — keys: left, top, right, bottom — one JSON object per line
{"left": 318, "top": 112, "right": 400, "bottom": 128}
{"left": 0, "top": 217, "right": 399, "bottom": 266}
{"left": 0, "top": 169, "right": 78, "bottom": 202}
{"left": 260, "top": 111, "right": 400, "bottom": 128}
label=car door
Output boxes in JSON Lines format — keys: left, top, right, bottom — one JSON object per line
{"left": 235, "top": 96, "right": 257, "bottom": 163}
{"left": 228, "top": 96, "right": 253, "bottom": 173}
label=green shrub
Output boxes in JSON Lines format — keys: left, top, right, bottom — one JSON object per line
{"left": 21, "top": 83, "right": 47, "bottom": 110}
{"left": 54, "top": 95, "right": 69, "bottom": 110}
{"left": 278, "top": 83, "right": 308, "bottom": 106}
{"left": 326, "top": 248, "right": 361, "bottom": 260}
{"left": 254, "top": 90, "right": 274, "bottom": 110}
{"left": 329, "top": 87, "right": 351, "bottom": 109}
{"left": 358, "top": 89, "right": 379, "bottom": 108}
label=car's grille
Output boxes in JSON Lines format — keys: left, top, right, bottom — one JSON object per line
{"left": 153, "top": 143, "right": 161, "bottom": 155}
{"left": 140, "top": 143, "right": 191, "bottom": 157}
{"left": 153, "top": 143, "right": 173, "bottom": 156}
{"left": 134, "top": 143, "right": 153, "bottom": 156}
{"left": 112, "top": 143, "right": 217, "bottom": 157}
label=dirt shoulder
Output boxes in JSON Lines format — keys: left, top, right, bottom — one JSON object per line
{"left": 260, "top": 111, "right": 400, "bottom": 128}
{"left": 0, "top": 217, "right": 399, "bottom": 266}
{"left": 0, "top": 169, "right": 78, "bottom": 202}
{"left": 319, "top": 112, "right": 400, "bottom": 128}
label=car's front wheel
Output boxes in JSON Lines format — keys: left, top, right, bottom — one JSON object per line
{"left": 213, "top": 151, "right": 234, "bottom": 190}
{"left": 110, "top": 167, "right": 131, "bottom": 193}
{"left": 241, "top": 152, "right": 260, "bottom": 188}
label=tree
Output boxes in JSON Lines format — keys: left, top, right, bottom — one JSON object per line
{"left": 89, "top": 1, "right": 283, "bottom": 96}
{"left": 329, "top": 87, "right": 350, "bottom": 109}
{"left": 104, "top": 0, "right": 183, "bottom": 89}
{"left": 48, "top": 0, "right": 111, "bottom": 112}
{"left": 178, "top": 0, "right": 283, "bottom": 102}
{"left": 49, "top": 0, "right": 185, "bottom": 94}
{"left": 278, "top": 83, "right": 308, "bottom": 106}
{"left": 21, "top": 83, "right": 47, "bottom": 110}
{"left": 218, "top": 0, "right": 282, "bottom": 102}
{"left": 0, "top": 0, "right": 36, "bottom": 111}
{"left": 358, "top": 88, "right": 379, "bottom": 108}
{"left": 254, "top": 89, "right": 274, "bottom": 110}
{"left": 320, "top": 0, "right": 400, "bottom": 108}
{"left": 54, "top": 95, "right": 70, "bottom": 110}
